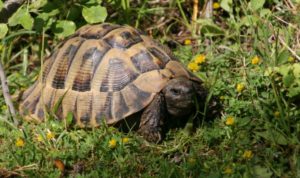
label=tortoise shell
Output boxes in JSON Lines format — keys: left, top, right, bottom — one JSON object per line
{"left": 19, "top": 23, "right": 198, "bottom": 127}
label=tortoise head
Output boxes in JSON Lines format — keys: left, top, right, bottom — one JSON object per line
{"left": 162, "top": 77, "right": 198, "bottom": 117}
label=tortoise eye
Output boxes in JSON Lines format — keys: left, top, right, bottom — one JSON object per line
{"left": 170, "top": 88, "right": 181, "bottom": 95}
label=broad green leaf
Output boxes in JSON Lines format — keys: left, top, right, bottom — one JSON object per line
{"left": 8, "top": 7, "right": 34, "bottom": 30}
{"left": 84, "top": 0, "right": 103, "bottom": 5}
{"left": 277, "top": 65, "right": 291, "bottom": 76}
{"left": 68, "top": 6, "right": 81, "bottom": 21}
{"left": 292, "top": 63, "right": 300, "bottom": 77}
{"left": 220, "top": 0, "right": 233, "bottom": 13}
{"left": 41, "top": 2, "right": 60, "bottom": 16}
{"left": 0, "top": 0, "right": 3, "bottom": 10}
{"left": 283, "top": 73, "right": 295, "bottom": 87}
{"left": 250, "top": 0, "right": 266, "bottom": 11}
{"left": 253, "top": 166, "right": 272, "bottom": 178}
{"left": 82, "top": 5, "right": 107, "bottom": 24}
{"left": 34, "top": 13, "right": 53, "bottom": 32}
{"left": 30, "top": 0, "right": 47, "bottom": 9}
{"left": 260, "top": 8, "right": 271, "bottom": 17}
{"left": 52, "top": 20, "right": 76, "bottom": 38}
{"left": 45, "top": 9, "right": 60, "bottom": 17}
{"left": 20, "top": 11, "right": 34, "bottom": 30}
{"left": 277, "top": 49, "right": 290, "bottom": 65}
{"left": 33, "top": 12, "right": 57, "bottom": 32}
{"left": 0, "top": 23, "right": 8, "bottom": 39}
{"left": 287, "top": 86, "right": 300, "bottom": 98}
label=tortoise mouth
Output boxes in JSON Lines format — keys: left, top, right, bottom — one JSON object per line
{"left": 166, "top": 100, "right": 194, "bottom": 117}
{"left": 167, "top": 97, "right": 194, "bottom": 107}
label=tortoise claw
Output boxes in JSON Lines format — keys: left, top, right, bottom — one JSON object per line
{"left": 138, "top": 127, "right": 162, "bottom": 143}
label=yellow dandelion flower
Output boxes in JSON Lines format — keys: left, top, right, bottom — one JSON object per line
{"left": 223, "top": 167, "right": 233, "bottom": 174}
{"left": 184, "top": 39, "right": 192, "bottom": 45}
{"left": 46, "top": 131, "right": 55, "bottom": 140}
{"left": 109, "top": 138, "right": 117, "bottom": 149}
{"left": 37, "top": 134, "right": 43, "bottom": 142}
{"left": 220, "top": 96, "right": 225, "bottom": 100}
{"left": 15, "top": 138, "right": 25, "bottom": 147}
{"left": 122, "top": 137, "right": 129, "bottom": 144}
{"left": 242, "top": 150, "right": 253, "bottom": 159}
{"left": 188, "top": 62, "right": 200, "bottom": 72}
{"left": 225, "top": 116, "right": 235, "bottom": 126}
{"left": 194, "top": 54, "right": 206, "bottom": 64}
{"left": 213, "top": 2, "right": 221, "bottom": 9}
{"left": 251, "top": 56, "right": 261, "bottom": 65}
{"left": 288, "top": 56, "right": 295, "bottom": 62}
{"left": 274, "top": 111, "right": 280, "bottom": 118}
{"left": 236, "top": 83, "right": 245, "bottom": 93}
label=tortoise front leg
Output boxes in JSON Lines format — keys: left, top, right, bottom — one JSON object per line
{"left": 137, "top": 93, "right": 166, "bottom": 143}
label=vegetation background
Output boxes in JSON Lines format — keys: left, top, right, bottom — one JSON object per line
{"left": 1, "top": 0, "right": 300, "bottom": 177}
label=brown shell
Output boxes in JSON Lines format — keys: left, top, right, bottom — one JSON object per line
{"left": 19, "top": 23, "right": 197, "bottom": 127}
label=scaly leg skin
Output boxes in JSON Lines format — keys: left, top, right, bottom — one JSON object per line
{"left": 137, "top": 93, "right": 166, "bottom": 143}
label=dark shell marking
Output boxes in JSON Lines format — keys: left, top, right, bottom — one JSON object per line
{"left": 52, "top": 40, "right": 85, "bottom": 89}
{"left": 79, "top": 24, "right": 122, "bottom": 39}
{"left": 112, "top": 92, "right": 130, "bottom": 120}
{"left": 104, "top": 30, "right": 143, "bottom": 49}
{"left": 19, "top": 23, "right": 193, "bottom": 127}
{"left": 147, "top": 47, "right": 171, "bottom": 66}
{"left": 131, "top": 50, "right": 159, "bottom": 73}
{"left": 100, "top": 58, "right": 139, "bottom": 92}
{"left": 42, "top": 51, "right": 57, "bottom": 83}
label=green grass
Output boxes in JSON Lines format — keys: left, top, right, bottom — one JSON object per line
{"left": 1, "top": 0, "right": 300, "bottom": 177}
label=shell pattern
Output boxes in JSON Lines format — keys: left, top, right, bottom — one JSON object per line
{"left": 19, "top": 23, "right": 195, "bottom": 127}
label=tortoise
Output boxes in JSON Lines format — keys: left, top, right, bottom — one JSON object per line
{"left": 19, "top": 23, "right": 208, "bottom": 142}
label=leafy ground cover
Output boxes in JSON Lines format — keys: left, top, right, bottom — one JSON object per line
{"left": 1, "top": 0, "right": 300, "bottom": 177}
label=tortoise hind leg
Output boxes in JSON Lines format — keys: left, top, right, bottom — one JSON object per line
{"left": 137, "top": 93, "right": 166, "bottom": 143}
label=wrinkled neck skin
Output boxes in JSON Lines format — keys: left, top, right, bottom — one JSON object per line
{"left": 166, "top": 110, "right": 194, "bottom": 130}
